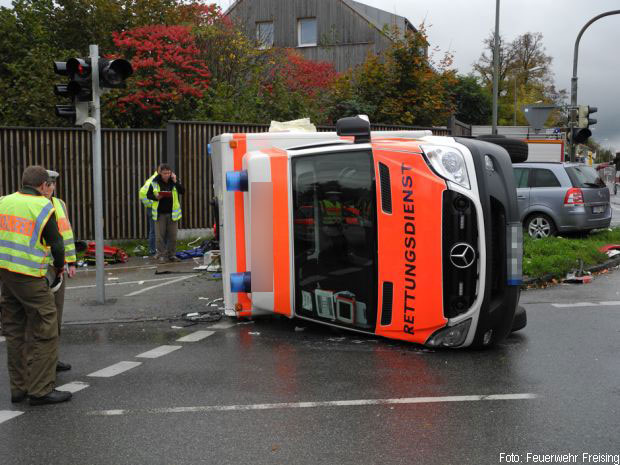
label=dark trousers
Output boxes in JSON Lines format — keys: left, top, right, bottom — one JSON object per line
{"left": 155, "top": 213, "right": 178, "bottom": 259}
{"left": 54, "top": 273, "right": 66, "bottom": 336}
{"left": 0, "top": 269, "right": 58, "bottom": 397}
{"left": 146, "top": 207, "right": 156, "bottom": 254}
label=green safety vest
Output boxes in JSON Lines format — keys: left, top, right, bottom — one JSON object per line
{"left": 51, "top": 197, "right": 76, "bottom": 263}
{"left": 151, "top": 182, "right": 182, "bottom": 222}
{"left": 0, "top": 192, "right": 55, "bottom": 277}
{"left": 321, "top": 199, "right": 342, "bottom": 225}
{"left": 139, "top": 171, "right": 158, "bottom": 208}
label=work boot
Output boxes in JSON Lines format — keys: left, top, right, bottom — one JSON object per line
{"left": 11, "top": 390, "right": 26, "bottom": 403}
{"left": 56, "top": 360, "right": 72, "bottom": 372}
{"left": 29, "top": 390, "right": 72, "bottom": 406}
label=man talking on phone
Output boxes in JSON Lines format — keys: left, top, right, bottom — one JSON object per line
{"left": 146, "top": 163, "right": 185, "bottom": 263}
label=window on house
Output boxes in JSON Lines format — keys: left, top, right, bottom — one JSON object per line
{"left": 298, "top": 18, "right": 317, "bottom": 47}
{"left": 256, "top": 21, "right": 274, "bottom": 49}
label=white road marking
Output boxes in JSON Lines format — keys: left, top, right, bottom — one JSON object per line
{"left": 78, "top": 265, "right": 157, "bottom": 273}
{"left": 57, "top": 381, "right": 90, "bottom": 393}
{"left": 209, "top": 322, "right": 236, "bottom": 330}
{"left": 0, "top": 336, "right": 5, "bottom": 343}
{"left": 551, "top": 302, "right": 597, "bottom": 308}
{"left": 551, "top": 301, "right": 620, "bottom": 308}
{"left": 124, "top": 274, "right": 198, "bottom": 297}
{"left": 89, "top": 393, "right": 538, "bottom": 417}
{"left": 88, "top": 361, "right": 142, "bottom": 378}
{"left": 0, "top": 410, "right": 24, "bottom": 424}
{"left": 176, "top": 330, "right": 214, "bottom": 342}
{"left": 136, "top": 345, "right": 182, "bottom": 359}
{"left": 68, "top": 276, "right": 181, "bottom": 290}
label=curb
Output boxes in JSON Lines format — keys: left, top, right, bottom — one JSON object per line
{"left": 522, "top": 255, "right": 620, "bottom": 288}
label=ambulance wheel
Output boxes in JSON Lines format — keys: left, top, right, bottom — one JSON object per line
{"left": 511, "top": 306, "right": 527, "bottom": 333}
{"left": 476, "top": 135, "right": 529, "bottom": 163}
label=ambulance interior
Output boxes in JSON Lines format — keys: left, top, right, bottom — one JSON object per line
{"left": 292, "top": 149, "right": 378, "bottom": 331}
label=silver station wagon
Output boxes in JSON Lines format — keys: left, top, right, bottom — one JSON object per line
{"left": 513, "top": 162, "right": 611, "bottom": 238}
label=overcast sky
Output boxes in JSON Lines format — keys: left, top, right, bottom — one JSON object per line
{"left": 2, "top": 0, "right": 619, "bottom": 150}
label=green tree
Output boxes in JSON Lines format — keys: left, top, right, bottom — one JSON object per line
{"left": 451, "top": 75, "right": 491, "bottom": 125}
{"left": 473, "top": 31, "right": 566, "bottom": 127}
{"left": 328, "top": 25, "right": 456, "bottom": 126}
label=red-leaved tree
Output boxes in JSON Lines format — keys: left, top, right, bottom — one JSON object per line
{"left": 278, "top": 50, "right": 338, "bottom": 98}
{"left": 109, "top": 24, "right": 211, "bottom": 127}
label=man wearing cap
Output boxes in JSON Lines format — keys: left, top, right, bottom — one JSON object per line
{"left": 0, "top": 165, "right": 72, "bottom": 405}
{"left": 44, "top": 170, "right": 76, "bottom": 372}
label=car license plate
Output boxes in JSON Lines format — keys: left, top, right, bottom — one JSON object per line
{"left": 593, "top": 205, "right": 605, "bottom": 214}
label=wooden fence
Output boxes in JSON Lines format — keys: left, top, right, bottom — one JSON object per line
{"left": 0, "top": 120, "right": 465, "bottom": 240}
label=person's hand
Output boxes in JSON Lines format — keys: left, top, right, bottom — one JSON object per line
{"left": 157, "top": 192, "right": 164, "bottom": 200}
{"left": 171, "top": 172, "right": 177, "bottom": 183}
{"left": 54, "top": 265, "right": 64, "bottom": 277}
{"left": 67, "top": 265, "right": 77, "bottom": 278}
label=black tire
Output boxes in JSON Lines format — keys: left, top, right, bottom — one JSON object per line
{"left": 476, "top": 134, "right": 529, "bottom": 163}
{"left": 511, "top": 306, "right": 527, "bottom": 333}
{"left": 525, "top": 213, "right": 557, "bottom": 239}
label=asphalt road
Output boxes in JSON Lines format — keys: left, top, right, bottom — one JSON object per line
{"left": 0, "top": 260, "right": 619, "bottom": 464}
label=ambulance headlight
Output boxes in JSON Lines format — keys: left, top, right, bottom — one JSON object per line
{"left": 426, "top": 319, "right": 471, "bottom": 348}
{"left": 421, "top": 145, "right": 470, "bottom": 189}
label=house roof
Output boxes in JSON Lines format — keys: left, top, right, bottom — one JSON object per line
{"left": 225, "top": 0, "right": 416, "bottom": 41}
{"left": 342, "top": 0, "right": 416, "bottom": 39}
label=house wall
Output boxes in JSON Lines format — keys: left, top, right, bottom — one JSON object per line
{"left": 227, "top": 0, "right": 394, "bottom": 71}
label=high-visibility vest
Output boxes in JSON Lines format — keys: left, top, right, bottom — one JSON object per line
{"left": 139, "top": 171, "right": 158, "bottom": 208}
{"left": 321, "top": 199, "right": 342, "bottom": 225}
{"left": 51, "top": 197, "right": 76, "bottom": 263}
{"left": 151, "top": 182, "right": 182, "bottom": 222}
{"left": 0, "top": 192, "right": 55, "bottom": 277}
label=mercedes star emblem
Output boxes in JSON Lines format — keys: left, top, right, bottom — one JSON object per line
{"left": 449, "top": 242, "right": 476, "bottom": 269}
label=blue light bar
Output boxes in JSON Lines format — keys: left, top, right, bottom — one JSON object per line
{"left": 226, "top": 170, "right": 248, "bottom": 192}
{"left": 230, "top": 272, "right": 251, "bottom": 293}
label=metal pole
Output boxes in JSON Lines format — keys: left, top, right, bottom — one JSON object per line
{"left": 569, "top": 10, "right": 620, "bottom": 162}
{"left": 90, "top": 44, "right": 105, "bottom": 304}
{"left": 491, "top": 0, "right": 500, "bottom": 134}
{"left": 513, "top": 75, "right": 517, "bottom": 127}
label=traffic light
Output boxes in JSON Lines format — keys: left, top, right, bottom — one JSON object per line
{"left": 53, "top": 58, "right": 91, "bottom": 124}
{"left": 578, "top": 105, "right": 597, "bottom": 129}
{"left": 567, "top": 105, "right": 598, "bottom": 145}
{"left": 98, "top": 58, "right": 133, "bottom": 89}
{"left": 66, "top": 58, "right": 93, "bottom": 101}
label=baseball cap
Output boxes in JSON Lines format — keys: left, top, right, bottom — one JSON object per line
{"left": 46, "top": 170, "right": 59, "bottom": 181}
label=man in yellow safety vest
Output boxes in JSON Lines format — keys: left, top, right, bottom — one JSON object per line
{"left": 146, "top": 163, "right": 185, "bottom": 263}
{"left": 0, "top": 165, "right": 71, "bottom": 405}
{"left": 45, "top": 170, "right": 76, "bottom": 372}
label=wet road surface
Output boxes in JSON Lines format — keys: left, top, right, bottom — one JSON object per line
{"left": 1, "top": 287, "right": 619, "bottom": 464}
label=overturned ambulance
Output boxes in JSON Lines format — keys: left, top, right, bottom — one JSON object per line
{"left": 210, "top": 117, "right": 526, "bottom": 348}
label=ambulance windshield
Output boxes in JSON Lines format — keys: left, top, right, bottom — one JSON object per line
{"left": 292, "top": 150, "right": 377, "bottom": 331}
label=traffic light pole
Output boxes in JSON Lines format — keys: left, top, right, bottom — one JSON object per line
{"left": 90, "top": 44, "right": 105, "bottom": 304}
{"left": 569, "top": 10, "right": 620, "bottom": 162}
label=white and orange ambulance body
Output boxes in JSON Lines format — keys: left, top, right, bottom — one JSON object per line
{"left": 210, "top": 117, "right": 523, "bottom": 348}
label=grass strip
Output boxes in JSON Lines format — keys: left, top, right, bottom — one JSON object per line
{"left": 524, "top": 228, "right": 620, "bottom": 279}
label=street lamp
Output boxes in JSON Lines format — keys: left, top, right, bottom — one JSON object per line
{"left": 569, "top": 10, "right": 620, "bottom": 162}
{"left": 491, "top": 0, "right": 500, "bottom": 134}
